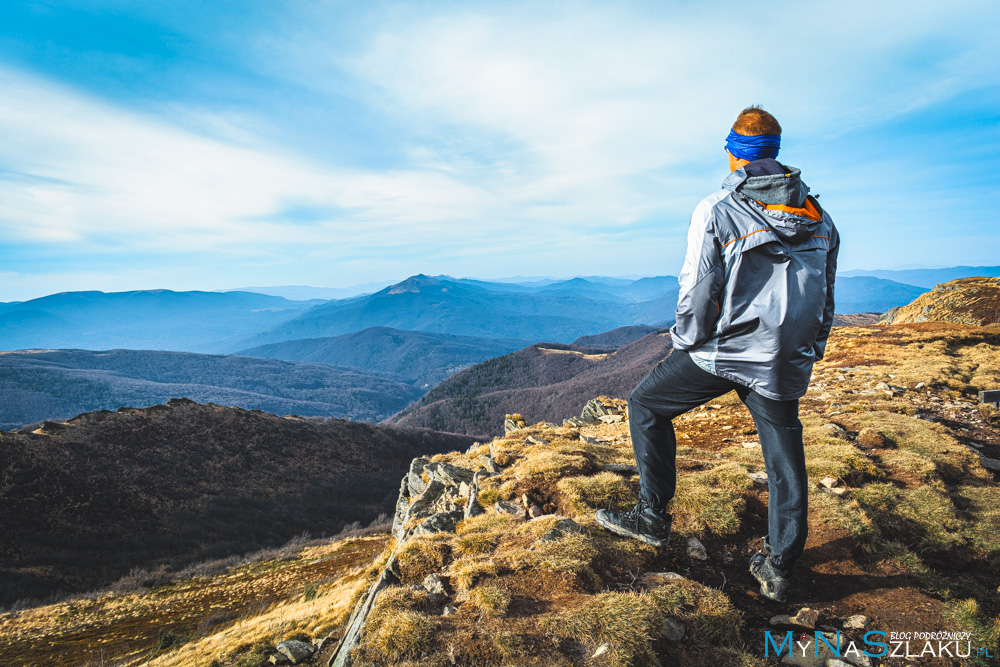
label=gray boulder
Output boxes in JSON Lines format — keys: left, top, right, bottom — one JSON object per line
{"left": 412, "top": 511, "right": 464, "bottom": 537}
{"left": 276, "top": 640, "right": 314, "bottom": 664}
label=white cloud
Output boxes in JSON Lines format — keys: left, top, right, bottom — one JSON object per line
{"left": 0, "top": 67, "right": 519, "bottom": 256}
{"left": 2, "top": 0, "right": 1000, "bottom": 300}
{"left": 351, "top": 1, "right": 1000, "bottom": 165}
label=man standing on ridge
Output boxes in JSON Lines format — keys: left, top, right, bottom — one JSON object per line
{"left": 595, "top": 106, "right": 839, "bottom": 602}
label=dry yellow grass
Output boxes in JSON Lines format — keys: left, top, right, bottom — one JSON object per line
{"left": 0, "top": 535, "right": 388, "bottom": 666}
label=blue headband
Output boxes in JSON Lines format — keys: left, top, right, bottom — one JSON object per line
{"left": 725, "top": 129, "right": 780, "bottom": 161}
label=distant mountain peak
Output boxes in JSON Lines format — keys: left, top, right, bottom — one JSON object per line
{"left": 387, "top": 274, "right": 452, "bottom": 295}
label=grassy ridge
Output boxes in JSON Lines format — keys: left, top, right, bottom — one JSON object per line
{"left": 0, "top": 400, "right": 476, "bottom": 607}
{"left": 0, "top": 348, "right": 422, "bottom": 430}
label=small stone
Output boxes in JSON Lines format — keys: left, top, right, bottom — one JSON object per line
{"left": 826, "top": 660, "right": 853, "bottom": 667}
{"left": 526, "top": 435, "right": 549, "bottom": 445}
{"left": 686, "top": 537, "right": 709, "bottom": 560}
{"left": 770, "top": 607, "right": 819, "bottom": 630}
{"left": 442, "top": 604, "right": 458, "bottom": 616}
{"left": 791, "top": 607, "right": 820, "bottom": 629}
{"left": 829, "top": 487, "right": 849, "bottom": 497}
{"left": 494, "top": 500, "right": 527, "bottom": 520}
{"left": 534, "top": 516, "right": 586, "bottom": 542}
{"left": 423, "top": 573, "right": 447, "bottom": 597}
{"left": 842, "top": 614, "right": 868, "bottom": 629}
{"left": 639, "top": 571, "right": 685, "bottom": 586}
{"left": 822, "top": 423, "right": 848, "bottom": 438}
{"left": 980, "top": 456, "right": 1000, "bottom": 472}
{"left": 714, "top": 453, "right": 724, "bottom": 459}
{"left": 269, "top": 655, "right": 291, "bottom": 666}
{"left": 275, "top": 640, "right": 315, "bottom": 664}
{"left": 528, "top": 504, "right": 544, "bottom": 518}
{"left": 841, "top": 653, "right": 871, "bottom": 667}
{"left": 598, "top": 414, "right": 624, "bottom": 423}
{"left": 819, "top": 477, "right": 840, "bottom": 489}
{"left": 914, "top": 381, "right": 926, "bottom": 390}
{"left": 742, "top": 441, "right": 761, "bottom": 448}
{"left": 601, "top": 463, "right": 639, "bottom": 474}
{"left": 662, "top": 617, "right": 685, "bottom": 641}
{"left": 592, "top": 642, "right": 611, "bottom": 658}
{"left": 580, "top": 435, "right": 606, "bottom": 445}
{"left": 749, "top": 471, "right": 768, "bottom": 486}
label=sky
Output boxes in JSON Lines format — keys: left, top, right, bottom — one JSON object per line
{"left": 1, "top": 0, "right": 999, "bottom": 302}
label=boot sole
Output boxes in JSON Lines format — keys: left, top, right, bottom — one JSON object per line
{"left": 594, "top": 510, "right": 669, "bottom": 547}
{"left": 758, "top": 583, "right": 787, "bottom": 603}
{"left": 750, "top": 557, "right": 789, "bottom": 603}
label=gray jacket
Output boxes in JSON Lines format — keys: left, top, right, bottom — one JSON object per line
{"left": 670, "top": 161, "right": 839, "bottom": 400}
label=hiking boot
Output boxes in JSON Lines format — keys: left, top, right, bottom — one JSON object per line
{"left": 594, "top": 502, "right": 671, "bottom": 547}
{"left": 749, "top": 553, "right": 789, "bottom": 602}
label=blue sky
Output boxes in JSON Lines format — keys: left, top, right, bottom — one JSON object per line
{"left": 1, "top": 1, "right": 999, "bottom": 302}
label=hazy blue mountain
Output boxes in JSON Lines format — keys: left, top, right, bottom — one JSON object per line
{"left": 237, "top": 274, "right": 679, "bottom": 348}
{"left": 839, "top": 266, "right": 1000, "bottom": 288}
{"left": 238, "top": 327, "right": 532, "bottom": 389}
{"left": 219, "top": 281, "right": 392, "bottom": 300}
{"left": 572, "top": 325, "right": 661, "bottom": 348}
{"left": 0, "top": 273, "right": 931, "bottom": 356}
{"left": 0, "top": 290, "right": 324, "bottom": 353}
{"left": 459, "top": 275, "right": 678, "bottom": 302}
{"left": 0, "top": 349, "right": 421, "bottom": 430}
{"left": 834, "top": 277, "right": 927, "bottom": 314}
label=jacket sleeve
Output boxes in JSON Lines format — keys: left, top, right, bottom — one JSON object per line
{"left": 812, "top": 224, "right": 839, "bottom": 361}
{"left": 670, "top": 195, "right": 725, "bottom": 351}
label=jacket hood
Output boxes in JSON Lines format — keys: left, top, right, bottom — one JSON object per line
{"left": 722, "top": 162, "right": 822, "bottom": 243}
{"left": 723, "top": 161, "right": 809, "bottom": 206}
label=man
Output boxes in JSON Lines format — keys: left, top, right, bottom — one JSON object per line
{"left": 595, "top": 106, "right": 839, "bottom": 603}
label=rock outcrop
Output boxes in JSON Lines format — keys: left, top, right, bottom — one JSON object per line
{"left": 391, "top": 458, "right": 476, "bottom": 541}
{"left": 329, "top": 432, "right": 585, "bottom": 666}
{"left": 331, "top": 455, "right": 484, "bottom": 666}
{"left": 879, "top": 277, "right": 1000, "bottom": 326}
{"left": 565, "top": 396, "right": 629, "bottom": 427}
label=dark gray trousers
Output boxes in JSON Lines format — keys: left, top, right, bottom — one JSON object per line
{"left": 629, "top": 350, "right": 808, "bottom": 570}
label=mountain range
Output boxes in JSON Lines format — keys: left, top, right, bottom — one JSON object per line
{"left": 1, "top": 273, "right": 942, "bottom": 358}
{"left": 238, "top": 327, "right": 532, "bottom": 389}
{"left": 840, "top": 265, "right": 1000, "bottom": 288}
{"left": 0, "top": 290, "right": 322, "bottom": 353}
{"left": 0, "top": 348, "right": 422, "bottom": 430}
{"left": 387, "top": 330, "right": 674, "bottom": 436}
{"left": 231, "top": 274, "right": 679, "bottom": 348}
